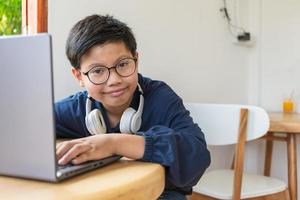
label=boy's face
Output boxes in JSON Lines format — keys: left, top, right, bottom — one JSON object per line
{"left": 72, "top": 42, "right": 138, "bottom": 111}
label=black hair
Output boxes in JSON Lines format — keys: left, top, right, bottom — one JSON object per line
{"left": 66, "top": 14, "right": 137, "bottom": 69}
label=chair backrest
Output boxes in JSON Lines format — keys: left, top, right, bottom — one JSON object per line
{"left": 184, "top": 103, "right": 270, "bottom": 146}
{"left": 186, "top": 103, "right": 270, "bottom": 200}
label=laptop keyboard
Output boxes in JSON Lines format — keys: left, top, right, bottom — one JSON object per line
{"left": 56, "top": 156, "right": 122, "bottom": 179}
{"left": 58, "top": 163, "right": 74, "bottom": 170}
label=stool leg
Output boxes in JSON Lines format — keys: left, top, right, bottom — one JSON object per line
{"left": 287, "top": 134, "right": 297, "bottom": 200}
{"left": 264, "top": 132, "right": 273, "bottom": 177}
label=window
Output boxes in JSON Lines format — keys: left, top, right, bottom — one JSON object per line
{"left": 0, "top": 0, "right": 22, "bottom": 35}
{"left": 22, "top": 0, "right": 48, "bottom": 34}
{"left": 0, "top": 0, "right": 47, "bottom": 35}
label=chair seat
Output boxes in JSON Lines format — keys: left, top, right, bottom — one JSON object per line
{"left": 196, "top": 169, "right": 287, "bottom": 199}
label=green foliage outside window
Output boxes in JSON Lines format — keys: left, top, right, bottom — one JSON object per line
{"left": 0, "top": 0, "right": 22, "bottom": 35}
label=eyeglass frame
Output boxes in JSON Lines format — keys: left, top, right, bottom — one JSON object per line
{"left": 81, "top": 57, "right": 137, "bottom": 85}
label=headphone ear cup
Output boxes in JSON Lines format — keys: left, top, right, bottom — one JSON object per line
{"left": 119, "top": 108, "right": 136, "bottom": 133}
{"left": 130, "top": 93, "right": 144, "bottom": 133}
{"left": 130, "top": 112, "right": 142, "bottom": 133}
{"left": 85, "top": 109, "right": 106, "bottom": 135}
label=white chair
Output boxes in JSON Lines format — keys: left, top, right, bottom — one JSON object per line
{"left": 185, "top": 103, "right": 289, "bottom": 200}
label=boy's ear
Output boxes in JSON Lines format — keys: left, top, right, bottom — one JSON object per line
{"left": 71, "top": 68, "right": 85, "bottom": 87}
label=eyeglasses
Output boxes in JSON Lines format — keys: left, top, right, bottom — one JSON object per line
{"left": 82, "top": 57, "right": 137, "bottom": 85}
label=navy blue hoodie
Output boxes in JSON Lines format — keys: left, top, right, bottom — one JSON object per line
{"left": 55, "top": 74, "right": 210, "bottom": 194}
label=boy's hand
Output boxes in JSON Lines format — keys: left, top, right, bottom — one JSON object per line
{"left": 56, "top": 134, "right": 145, "bottom": 165}
{"left": 56, "top": 134, "right": 115, "bottom": 165}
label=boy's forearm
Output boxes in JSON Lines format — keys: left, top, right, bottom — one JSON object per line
{"left": 110, "top": 134, "right": 145, "bottom": 160}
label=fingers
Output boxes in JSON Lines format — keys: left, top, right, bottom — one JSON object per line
{"left": 56, "top": 139, "right": 82, "bottom": 161}
{"left": 71, "top": 153, "right": 90, "bottom": 165}
{"left": 58, "top": 143, "right": 92, "bottom": 165}
{"left": 55, "top": 135, "right": 115, "bottom": 165}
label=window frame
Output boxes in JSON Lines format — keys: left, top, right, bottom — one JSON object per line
{"left": 22, "top": 0, "right": 48, "bottom": 34}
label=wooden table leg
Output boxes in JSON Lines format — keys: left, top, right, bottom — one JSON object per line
{"left": 264, "top": 132, "right": 273, "bottom": 177}
{"left": 287, "top": 133, "right": 298, "bottom": 200}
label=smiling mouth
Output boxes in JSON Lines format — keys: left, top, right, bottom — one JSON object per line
{"left": 107, "top": 88, "right": 126, "bottom": 97}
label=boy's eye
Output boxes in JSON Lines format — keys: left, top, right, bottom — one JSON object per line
{"left": 91, "top": 67, "right": 106, "bottom": 74}
{"left": 117, "top": 61, "right": 129, "bottom": 68}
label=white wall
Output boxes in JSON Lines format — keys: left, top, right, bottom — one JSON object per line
{"left": 247, "top": 0, "right": 300, "bottom": 111}
{"left": 49, "top": 0, "right": 300, "bottom": 198}
{"left": 48, "top": 0, "right": 248, "bottom": 104}
{"left": 260, "top": 0, "right": 300, "bottom": 112}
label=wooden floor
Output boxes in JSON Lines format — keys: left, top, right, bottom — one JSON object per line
{"left": 187, "top": 190, "right": 290, "bottom": 200}
{"left": 187, "top": 192, "right": 226, "bottom": 200}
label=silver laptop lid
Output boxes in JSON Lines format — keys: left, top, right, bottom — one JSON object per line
{"left": 0, "top": 34, "right": 57, "bottom": 181}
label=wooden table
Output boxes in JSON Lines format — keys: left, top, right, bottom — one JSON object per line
{"left": 0, "top": 159, "right": 165, "bottom": 200}
{"left": 264, "top": 112, "right": 300, "bottom": 200}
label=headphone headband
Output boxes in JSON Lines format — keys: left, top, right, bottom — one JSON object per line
{"left": 86, "top": 96, "right": 92, "bottom": 116}
{"left": 137, "top": 83, "right": 143, "bottom": 94}
{"left": 135, "top": 88, "right": 144, "bottom": 117}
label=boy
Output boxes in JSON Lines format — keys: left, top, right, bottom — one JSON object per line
{"left": 55, "top": 14, "right": 210, "bottom": 200}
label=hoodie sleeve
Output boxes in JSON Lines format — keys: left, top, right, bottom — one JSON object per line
{"left": 137, "top": 82, "right": 211, "bottom": 192}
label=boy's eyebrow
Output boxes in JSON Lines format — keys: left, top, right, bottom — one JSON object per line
{"left": 87, "top": 54, "right": 134, "bottom": 69}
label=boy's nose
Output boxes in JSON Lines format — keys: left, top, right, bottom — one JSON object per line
{"left": 106, "top": 68, "right": 122, "bottom": 85}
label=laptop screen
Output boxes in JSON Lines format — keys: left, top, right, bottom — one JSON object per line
{"left": 0, "top": 34, "right": 57, "bottom": 181}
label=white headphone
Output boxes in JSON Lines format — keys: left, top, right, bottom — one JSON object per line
{"left": 85, "top": 84, "right": 144, "bottom": 135}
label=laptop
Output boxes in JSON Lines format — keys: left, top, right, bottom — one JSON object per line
{"left": 0, "top": 34, "right": 121, "bottom": 182}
